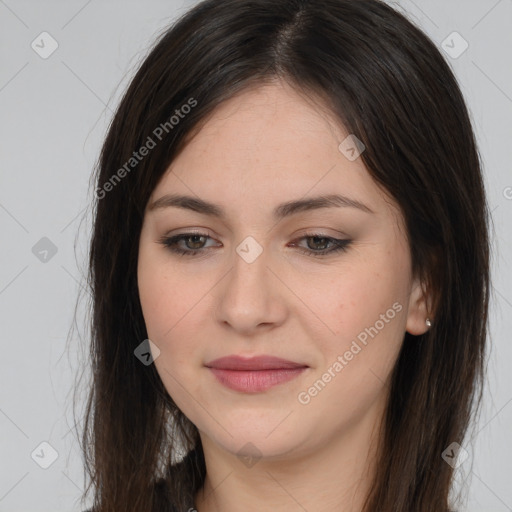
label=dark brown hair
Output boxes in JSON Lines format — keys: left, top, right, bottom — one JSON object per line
{"left": 76, "top": 1, "right": 491, "bottom": 511}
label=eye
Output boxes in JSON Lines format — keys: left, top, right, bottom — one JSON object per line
{"left": 158, "top": 233, "right": 216, "bottom": 256}
{"left": 158, "top": 232, "right": 351, "bottom": 258}
{"left": 289, "top": 232, "right": 352, "bottom": 258}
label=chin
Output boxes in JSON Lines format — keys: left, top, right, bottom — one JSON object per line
{"left": 200, "top": 419, "right": 307, "bottom": 461}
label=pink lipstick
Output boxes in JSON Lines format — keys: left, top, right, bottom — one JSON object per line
{"left": 205, "top": 355, "right": 308, "bottom": 393}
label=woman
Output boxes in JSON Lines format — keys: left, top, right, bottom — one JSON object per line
{"left": 79, "top": 0, "right": 490, "bottom": 511}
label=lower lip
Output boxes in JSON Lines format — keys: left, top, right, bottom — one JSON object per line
{"left": 208, "top": 367, "right": 307, "bottom": 392}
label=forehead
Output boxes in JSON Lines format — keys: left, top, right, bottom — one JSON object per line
{"left": 150, "top": 81, "right": 399, "bottom": 224}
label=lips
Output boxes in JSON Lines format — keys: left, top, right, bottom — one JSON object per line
{"left": 205, "top": 355, "right": 308, "bottom": 392}
{"left": 205, "top": 355, "right": 307, "bottom": 371}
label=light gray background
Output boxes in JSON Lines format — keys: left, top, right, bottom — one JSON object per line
{"left": 0, "top": 1, "right": 511, "bottom": 511}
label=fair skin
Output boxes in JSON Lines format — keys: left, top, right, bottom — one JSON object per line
{"left": 137, "top": 79, "right": 430, "bottom": 512}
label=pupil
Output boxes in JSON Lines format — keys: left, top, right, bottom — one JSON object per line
{"left": 189, "top": 235, "right": 204, "bottom": 248}
{"left": 310, "top": 236, "right": 327, "bottom": 250}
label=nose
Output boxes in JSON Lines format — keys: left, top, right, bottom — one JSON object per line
{"left": 214, "top": 242, "right": 288, "bottom": 335}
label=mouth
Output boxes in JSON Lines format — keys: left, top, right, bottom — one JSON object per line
{"left": 205, "top": 355, "right": 308, "bottom": 393}
{"left": 205, "top": 355, "right": 308, "bottom": 371}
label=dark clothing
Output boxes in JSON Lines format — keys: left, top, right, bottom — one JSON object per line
{"left": 82, "top": 479, "right": 197, "bottom": 512}
{"left": 83, "top": 497, "right": 196, "bottom": 512}
{"left": 82, "top": 446, "right": 202, "bottom": 511}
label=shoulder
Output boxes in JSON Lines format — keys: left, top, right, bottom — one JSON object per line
{"left": 81, "top": 448, "right": 200, "bottom": 512}
{"left": 154, "top": 477, "right": 196, "bottom": 511}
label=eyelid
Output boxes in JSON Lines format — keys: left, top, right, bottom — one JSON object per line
{"left": 158, "top": 229, "right": 352, "bottom": 258}
{"left": 162, "top": 227, "right": 348, "bottom": 240}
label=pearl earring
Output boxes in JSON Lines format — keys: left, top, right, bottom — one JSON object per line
{"left": 426, "top": 318, "right": 432, "bottom": 327}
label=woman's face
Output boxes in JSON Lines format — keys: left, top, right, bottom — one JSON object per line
{"left": 137, "top": 80, "right": 429, "bottom": 461}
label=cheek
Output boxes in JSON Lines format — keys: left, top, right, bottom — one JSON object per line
{"left": 137, "top": 255, "right": 214, "bottom": 388}
{"left": 138, "top": 251, "right": 194, "bottom": 341}
{"left": 302, "top": 249, "right": 409, "bottom": 375}
{"left": 137, "top": 262, "right": 204, "bottom": 403}
{"left": 297, "top": 268, "right": 406, "bottom": 419}
{"left": 137, "top": 265, "right": 170, "bottom": 341}
{"left": 300, "top": 260, "right": 405, "bottom": 337}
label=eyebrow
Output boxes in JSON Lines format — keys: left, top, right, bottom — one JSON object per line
{"left": 147, "top": 193, "right": 375, "bottom": 219}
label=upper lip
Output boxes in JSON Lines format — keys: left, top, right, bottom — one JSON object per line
{"left": 205, "top": 355, "right": 308, "bottom": 370}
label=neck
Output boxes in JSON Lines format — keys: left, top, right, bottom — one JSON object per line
{"left": 194, "top": 397, "right": 385, "bottom": 512}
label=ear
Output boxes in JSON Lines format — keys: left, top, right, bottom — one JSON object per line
{"left": 405, "top": 275, "right": 432, "bottom": 336}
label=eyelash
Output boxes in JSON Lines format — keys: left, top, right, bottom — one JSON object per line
{"left": 158, "top": 232, "right": 351, "bottom": 258}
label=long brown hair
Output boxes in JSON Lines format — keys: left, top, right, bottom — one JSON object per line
{"left": 76, "top": 1, "right": 491, "bottom": 510}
